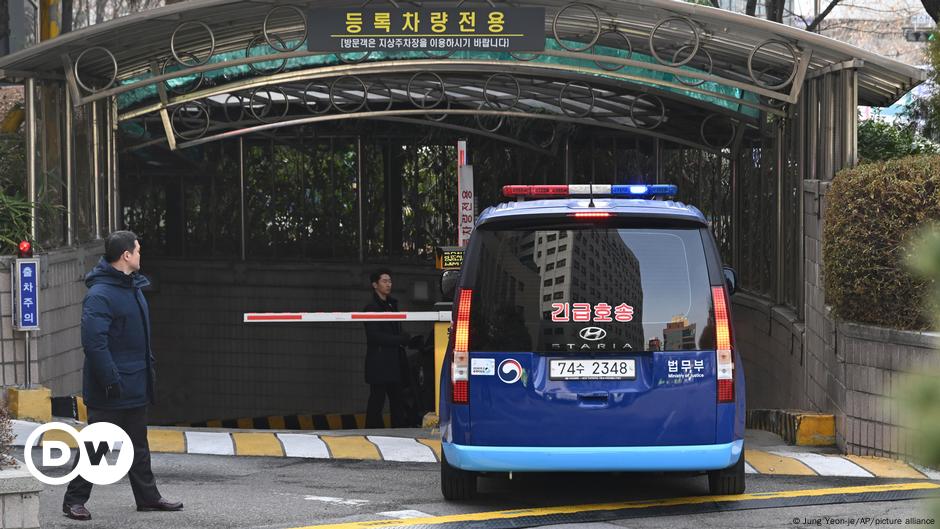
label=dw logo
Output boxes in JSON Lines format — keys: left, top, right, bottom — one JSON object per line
{"left": 23, "top": 422, "right": 134, "bottom": 486}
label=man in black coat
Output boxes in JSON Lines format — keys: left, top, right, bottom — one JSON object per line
{"left": 363, "top": 269, "right": 416, "bottom": 428}
{"left": 62, "top": 231, "right": 183, "bottom": 521}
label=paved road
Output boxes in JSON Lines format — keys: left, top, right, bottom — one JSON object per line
{"left": 16, "top": 446, "right": 939, "bottom": 529}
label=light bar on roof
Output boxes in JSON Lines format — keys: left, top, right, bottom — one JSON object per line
{"left": 502, "top": 184, "right": 677, "bottom": 198}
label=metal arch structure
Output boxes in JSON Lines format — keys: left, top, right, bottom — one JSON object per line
{"left": 0, "top": 0, "right": 925, "bottom": 157}
{"left": 1, "top": 0, "right": 925, "bottom": 289}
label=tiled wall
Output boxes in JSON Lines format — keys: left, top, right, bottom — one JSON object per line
{"left": 0, "top": 242, "right": 102, "bottom": 397}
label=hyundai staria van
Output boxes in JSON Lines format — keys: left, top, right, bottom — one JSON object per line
{"left": 438, "top": 184, "right": 745, "bottom": 500}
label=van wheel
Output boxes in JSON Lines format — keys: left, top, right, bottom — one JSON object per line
{"left": 707, "top": 452, "right": 746, "bottom": 495}
{"left": 441, "top": 453, "right": 477, "bottom": 500}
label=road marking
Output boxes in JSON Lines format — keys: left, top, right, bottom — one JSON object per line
{"left": 148, "top": 430, "right": 186, "bottom": 453}
{"left": 770, "top": 451, "right": 873, "bottom": 477}
{"left": 378, "top": 510, "right": 432, "bottom": 519}
{"left": 417, "top": 438, "right": 442, "bottom": 461}
{"left": 232, "top": 432, "right": 285, "bottom": 457}
{"left": 287, "top": 483, "right": 940, "bottom": 529}
{"left": 744, "top": 461, "right": 758, "bottom": 474}
{"left": 304, "top": 496, "right": 369, "bottom": 506}
{"left": 912, "top": 464, "right": 940, "bottom": 481}
{"left": 745, "top": 449, "right": 816, "bottom": 475}
{"left": 844, "top": 455, "right": 928, "bottom": 479}
{"left": 277, "top": 433, "right": 331, "bottom": 458}
{"left": 368, "top": 436, "right": 437, "bottom": 463}
{"left": 320, "top": 436, "right": 381, "bottom": 460}
{"left": 185, "top": 431, "right": 234, "bottom": 456}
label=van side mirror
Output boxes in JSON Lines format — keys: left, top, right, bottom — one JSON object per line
{"left": 722, "top": 266, "right": 737, "bottom": 296}
{"left": 441, "top": 270, "right": 460, "bottom": 300}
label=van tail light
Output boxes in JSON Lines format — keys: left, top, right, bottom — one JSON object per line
{"left": 452, "top": 289, "right": 473, "bottom": 404}
{"left": 712, "top": 286, "right": 734, "bottom": 403}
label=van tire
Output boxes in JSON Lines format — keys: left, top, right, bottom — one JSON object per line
{"left": 441, "top": 453, "right": 477, "bottom": 500}
{"left": 707, "top": 451, "right": 746, "bottom": 495}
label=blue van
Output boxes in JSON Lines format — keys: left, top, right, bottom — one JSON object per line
{"left": 438, "top": 184, "right": 745, "bottom": 500}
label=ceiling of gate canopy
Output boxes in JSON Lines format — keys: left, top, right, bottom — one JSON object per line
{"left": 0, "top": 0, "right": 926, "bottom": 154}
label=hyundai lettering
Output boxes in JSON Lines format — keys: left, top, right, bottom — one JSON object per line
{"left": 438, "top": 184, "right": 745, "bottom": 500}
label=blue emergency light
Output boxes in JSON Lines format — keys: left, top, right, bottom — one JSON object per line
{"left": 502, "top": 184, "right": 678, "bottom": 198}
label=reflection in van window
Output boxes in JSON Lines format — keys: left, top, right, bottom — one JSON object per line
{"left": 467, "top": 228, "right": 714, "bottom": 353}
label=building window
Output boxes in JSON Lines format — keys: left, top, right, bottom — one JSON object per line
{"left": 547, "top": 247, "right": 556, "bottom": 255}
{"left": 544, "top": 279, "right": 553, "bottom": 287}
{"left": 543, "top": 294, "right": 552, "bottom": 302}
{"left": 558, "top": 244, "right": 567, "bottom": 252}
{"left": 557, "top": 259, "right": 567, "bottom": 268}
{"left": 555, "top": 276, "right": 565, "bottom": 285}
{"left": 547, "top": 234, "right": 557, "bottom": 242}
{"left": 553, "top": 291, "right": 564, "bottom": 300}
{"left": 546, "top": 263, "right": 555, "bottom": 271}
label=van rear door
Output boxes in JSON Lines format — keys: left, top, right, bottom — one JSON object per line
{"left": 462, "top": 223, "right": 718, "bottom": 447}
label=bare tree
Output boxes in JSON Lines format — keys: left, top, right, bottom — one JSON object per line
{"left": 923, "top": 0, "right": 940, "bottom": 22}
{"left": 806, "top": 0, "right": 844, "bottom": 31}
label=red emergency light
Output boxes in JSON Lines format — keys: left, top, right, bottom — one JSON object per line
{"left": 17, "top": 240, "right": 32, "bottom": 258}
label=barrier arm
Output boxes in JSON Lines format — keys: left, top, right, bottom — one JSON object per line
{"left": 244, "top": 311, "right": 452, "bottom": 419}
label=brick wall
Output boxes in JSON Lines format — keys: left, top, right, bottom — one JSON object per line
{"left": 0, "top": 242, "right": 100, "bottom": 396}
{"left": 738, "top": 179, "right": 940, "bottom": 460}
{"left": 143, "top": 260, "right": 444, "bottom": 424}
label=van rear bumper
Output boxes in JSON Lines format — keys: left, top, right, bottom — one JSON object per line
{"left": 443, "top": 439, "right": 744, "bottom": 472}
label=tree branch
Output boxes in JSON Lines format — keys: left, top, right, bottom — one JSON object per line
{"left": 807, "top": 0, "right": 844, "bottom": 32}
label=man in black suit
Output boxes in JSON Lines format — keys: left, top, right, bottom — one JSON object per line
{"left": 362, "top": 269, "right": 418, "bottom": 428}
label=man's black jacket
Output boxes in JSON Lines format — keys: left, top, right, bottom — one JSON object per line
{"left": 362, "top": 293, "right": 408, "bottom": 384}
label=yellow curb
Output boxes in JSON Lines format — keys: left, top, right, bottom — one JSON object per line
{"left": 745, "top": 449, "right": 816, "bottom": 475}
{"left": 843, "top": 455, "right": 928, "bottom": 479}
{"left": 795, "top": 414, "right": 836, "bottom": 446}
{"left": 232, "top": 432, "right": 285, "bottom": 457}
{"left": 76, "top": 396, "right": 87, "bottom": 423}
{"left": 148, "top": 430, "right": 186, "bottom": 453}
{"left": 6, "top": 386, "right": 52, "bottom": 423}
{"left": 321, "top": 435, "right": 381, "bottom": 460}
{"left": 417, "top": 438, "right": 441, "bottom": 461}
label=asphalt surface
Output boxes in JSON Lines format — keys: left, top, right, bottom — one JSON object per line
{"left": 15, "top": 443, "right": 940, "bottom": 529}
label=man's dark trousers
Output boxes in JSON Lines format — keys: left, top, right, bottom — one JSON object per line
{"left": 63, "top": 406, "right": 161, "bottom": 507}
{"left": 366, "top": 383, "right": 405, "bottom": 428}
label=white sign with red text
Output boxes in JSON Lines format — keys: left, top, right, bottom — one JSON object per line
{"left": 457, "top": 140, "right": 474, "bottom": 248}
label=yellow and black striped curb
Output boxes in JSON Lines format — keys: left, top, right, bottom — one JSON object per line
{"left": 12, "top": 420, "right": 940, "bottom": 479}
{"left": 747, "top": 409, "right": 836, "bottom": 446}
{"left": 50, "top": 396, "right": 390, "bottom": 431}
{"left": 171, "top": 413, "right": 394, "bottom": 431}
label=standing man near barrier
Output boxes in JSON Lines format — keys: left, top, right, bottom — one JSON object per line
{"left": 363, "top": 269, "right": 420, "bottom": 428}
{"left": 63, "top": 231, "right": 183, "bottom": 521}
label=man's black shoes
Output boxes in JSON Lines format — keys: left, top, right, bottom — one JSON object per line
{"left": 63, "top": 503, "right": 92, "bottom": 521}
{"left": 137, "top": 497, "right": 184, "bottom": 511}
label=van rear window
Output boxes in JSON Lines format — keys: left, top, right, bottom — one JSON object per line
{"left": 466, "top": 227, "right": 715, "bottom": 353}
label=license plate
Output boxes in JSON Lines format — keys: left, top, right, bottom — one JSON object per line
{"left": 549, "top": 359, "right": 636, "bottom": 380}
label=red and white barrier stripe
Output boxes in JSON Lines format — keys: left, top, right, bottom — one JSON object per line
{"left": 243, "top": 311, "right": 452, "bottom": 323}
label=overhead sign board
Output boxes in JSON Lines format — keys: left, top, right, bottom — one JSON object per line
{"left": 12, "top": 258, "right": 40, "bottom": 331}
{"left": 308, "top": 7, "right": 546, "bottom": 52}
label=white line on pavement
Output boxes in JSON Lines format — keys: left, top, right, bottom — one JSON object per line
{"left": 304, "top": 496, "right": 369, "bottom": 506}
{"left": 184, "top": 432, "right": 235, "bottom": 456}
{"left": 378, "top": 510, "right": 432, "bottom": 519}
{"left": 770, "top": 451, "right": 874, "bottom": 477}
{"left": 367, "top": 436, "right": 438, "bottom": 463}
{"left": 911, "top": 464, "right": 940, "bottom": 480}
{"left": 277, "top": 433, "right": 331, "bottom": 459}
{"left": 744, "top": 461, "right": 758, "bottom": 474}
